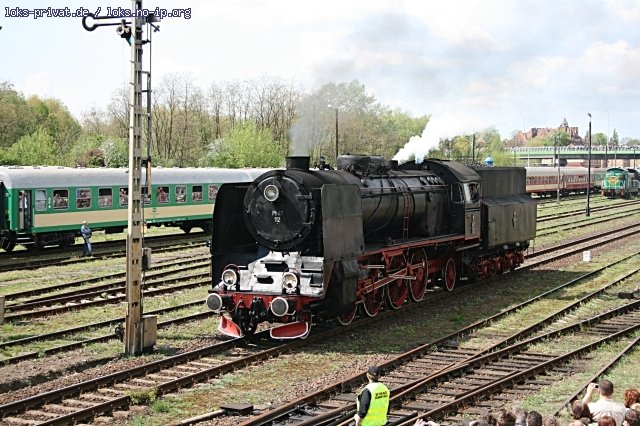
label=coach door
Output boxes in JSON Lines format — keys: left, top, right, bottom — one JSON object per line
{"left": 18, "top": 190, "right": 32, "bottom": 230}
{"left": 0, "top": 182, "right": 6, "bottom": 230}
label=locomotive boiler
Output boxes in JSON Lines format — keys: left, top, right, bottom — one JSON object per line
{"left": 206, "top": 155, "right": 537, "bottom": 339}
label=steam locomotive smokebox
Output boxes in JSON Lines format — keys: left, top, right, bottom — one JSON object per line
{"left": 336, "top": 155, "right": 388, "bottom": 174}
{"left": 286, "top": 156, "right": 310, "bottom": 170}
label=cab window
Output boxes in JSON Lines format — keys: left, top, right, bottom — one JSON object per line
{"left": 451, "top": 183, "right": 464, "bottom": 204}
{"left": 53, "top": 189, "right": 69, "bottom": 209}
{"left": 35, "top": 189, "right": 47, "bottom": 211}
{"left": 465, "top": 183, "right": 481, "bottom": 203}
{"left": 76, "top": 188, "right": 91, "bottom": 209}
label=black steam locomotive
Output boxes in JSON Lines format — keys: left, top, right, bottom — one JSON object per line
{"left": 206, "top": 155, "right": 537, "bottom": 339}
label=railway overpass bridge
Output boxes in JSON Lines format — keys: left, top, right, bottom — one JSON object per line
{"left": 513, "top": 146, "right": 640, "bottom": 168}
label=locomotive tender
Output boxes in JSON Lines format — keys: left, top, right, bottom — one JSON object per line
{"left": 207, "top": 155, "right": 537, "bottom": 339}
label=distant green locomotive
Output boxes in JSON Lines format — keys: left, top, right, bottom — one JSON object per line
{"left": 0, "top": 166, "right": 266, "bottom": 252}
{"left": 602, "top": 167, "right": 640, "bottom": 198}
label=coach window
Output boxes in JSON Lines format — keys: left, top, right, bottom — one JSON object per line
{"left": 53, "top": 189, "right": 68, "bottom": 209}
{"left": 119, "top": 187, "right": 128, "bottom": 206}
{"left": 176, "top": 185, "right": 186, "bottom": 203}
{"left": 208, "top": 185, "right": 219, "bottom": 202}
{"left": 76, "top": 188, "right": 91, "bottom": 209}
{"left": 192, "top": 185, "right": 203, "bottom": 202}
{"left": 157, "top": 186, "right": 169, "bottom": 203}
{"left": 99, "top": 188, "right": 113, "bottom": 208}
{"left": 141, "top": 186, "right": 151, "bottom": 205}
{"left": 35, "top": 189, "right": 47, "bottom": 211}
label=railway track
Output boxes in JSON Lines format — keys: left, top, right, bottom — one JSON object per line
{"left": 5, "top": 216, "right": 635, "bottom": 323}
{"left": 536, "top": 199, "right": 640, "bottom": 222}
{"left": 524, "top": 222, "right": 640, "bottom": 267}
{"left": 1, "top": 220, "right": 637, "bottom": 372}
{"left": 2, "top": 275, "right": 208, "bottom": 323}
{"left": 0, "top": 231, "right": 206, "bottom": 258}
{"left": 0, "top": 234, "right": 208, "bottom": 274}
{"left": 2, "top": 237, "right": 639, "bottom": 425}
{"left": 233, "top": 288, "right": 640, "bottom": 425}
{"left": 536, "top": 206, "right": 640, "bottom": 237}
{"left": 2, "top": 255, "right": 209, "bottom": 303}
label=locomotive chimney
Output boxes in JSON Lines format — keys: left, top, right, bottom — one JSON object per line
{"left": 389, "top": 160, "right": 399, "bottom": 171}
{"left": 286, "top": 156, "right": 310, "bottom": 170}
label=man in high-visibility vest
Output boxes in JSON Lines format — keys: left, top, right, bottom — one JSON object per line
{"left": 354, "top": 366, "right": 390, "bottom": 426}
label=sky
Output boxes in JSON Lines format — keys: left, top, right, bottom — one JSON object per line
{"left": 2, "top": 0, "right": 640, "bottom": 160}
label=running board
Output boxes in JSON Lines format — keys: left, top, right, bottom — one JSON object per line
{"left": 218, "top": 315, "right": 243, "bottom": 338}
{"left": 270, "top": 321, "right": 310, "bottom": 339}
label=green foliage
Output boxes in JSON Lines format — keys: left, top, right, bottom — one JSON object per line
{"left": 2, "top": 129, "right": 59, "bottom": 165}
{"left": 150, "top": 399, "right": 170, "bottom": 413}
{"left": 207, "top": 121, "right": 285, "bottom": 168}
{"left": 378, "top": 110, "right": 429, "bottom": 160}
{"left": 68, "top": 134, "right": 106, "bottom": 167}
{"left": 128, "top": 387, "right": 158, "bottom": 405}
{"left": 611, "top": 129, "right": 619, "bottom": 146}
{"left": 536, "top": 131, "right": 572, "bottom": 147}
{"left": 26, "top": 96, "right": 82, "bottom": 157}
{"left": 430, "top": 128, "right": 506, "bottom": 163}
{"left": 0, "top": 82, "right": 35, "bottom": 148}
{"left": 101, "top": 137, "right": 128, "bottom": 167}
{"left": 593, "top": 132, "right": 607, "bottom": 146}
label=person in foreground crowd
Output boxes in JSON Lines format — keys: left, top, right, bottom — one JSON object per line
{"left": 582, "top": 381, "right": 628, "bottom": 426}
{"left": 623, "top": 409, "right": 640, "bottom": 426}
{"left": 572, "top": 400, "right": 593, "bottom": 425}
{"left": 624, "top": 390, "right": 640, "bottom": 409}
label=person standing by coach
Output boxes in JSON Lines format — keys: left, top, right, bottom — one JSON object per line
{"left": 354, "top": 366, "right": 390, "bottom": 426}
{"left": 80, "top": 220, "right": 92, "bottom": 256}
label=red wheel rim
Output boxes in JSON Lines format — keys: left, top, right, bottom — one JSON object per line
{"left": 443, "top": 258, "right": 456, "bottom": 291}
{"left": 361, "top": 269, "right": 385, "bottom": 317}
{"left": 409, "top": 248, "right": 428, "bottom": 302}
{"left": 337, "top": 304, "right": 357, "bottom": 325}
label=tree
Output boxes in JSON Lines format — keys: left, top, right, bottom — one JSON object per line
{"left": 26, "top": 96, "right": 82, "bottom": 161}
{"left": 106, "top": 86, "right": 129, "bottom": 139}
{"left": 593, "top": 132, "right": 607, "bottom": 146}
{"left": 611, "top": 129, "right": 619, "bottom": 147}
{"left": 2, "top": 129, "right": 59, "bottom": 165}
{"left": 207, "top": 121, "right": 285, "bottom": 168}
{"left": 289, "top": 80, "right": 426, "bottom": 164}
{"left": 101, "top": 137, "right": 128, "bottom": 167}
{"left": 0, "top": 81, "right": 34, "bottom": 148}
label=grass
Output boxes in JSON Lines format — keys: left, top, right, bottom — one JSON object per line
{"left": 3, "top": 198, "right": 640, "bottom": 425}
{"left": 0, "top": 288, "right": 211, "bottom": 359}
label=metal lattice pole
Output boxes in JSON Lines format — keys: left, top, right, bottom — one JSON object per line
{"left": 124, "top": 0, "right": 145, "bottom": 355}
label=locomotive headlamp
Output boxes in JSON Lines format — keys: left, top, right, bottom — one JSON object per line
{"left": 264, "top": 184, "right": 279, "bottom": 202}
{"left": 222, "top": 269, "right": 238, "bottom": 286}
{"left": 282, "top": 272, "right": 299, "bottom": 293}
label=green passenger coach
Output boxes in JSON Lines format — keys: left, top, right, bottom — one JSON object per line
{"left": 0, "top": 166, "right": 266, "bottom": 252}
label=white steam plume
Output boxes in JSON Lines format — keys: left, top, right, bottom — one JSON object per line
{"left": 393, "top": 110, "right": 487, "bottom": 163}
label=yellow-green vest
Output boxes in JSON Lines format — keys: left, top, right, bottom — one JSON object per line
{"left": 357, "top": 381, "right": 390, "bottom": 426}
